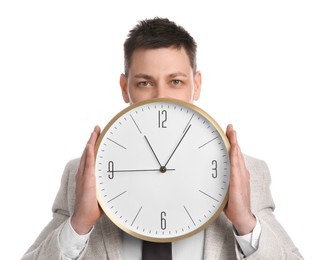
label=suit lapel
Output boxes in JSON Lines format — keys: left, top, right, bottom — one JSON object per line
{"left": 100, "top": 216, "right": 123, "bottom": 260}
{"left": 203, "top": 213, "right": 231, "bottom": 260}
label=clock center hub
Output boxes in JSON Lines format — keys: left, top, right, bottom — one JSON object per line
{"left": 160, "top": 166, "right": 167, "bottom": 173}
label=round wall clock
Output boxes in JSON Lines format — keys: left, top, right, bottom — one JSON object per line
{"left": 95, "top": 98, "right": 230, "bottom": 242}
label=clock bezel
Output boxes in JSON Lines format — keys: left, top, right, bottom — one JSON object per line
{"left": 95, "top": 98, "right": 231, "bottom": 242}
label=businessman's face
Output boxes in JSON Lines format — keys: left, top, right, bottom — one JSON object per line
{"left": 120, "top": 47, "right": 201, "bottom": 104}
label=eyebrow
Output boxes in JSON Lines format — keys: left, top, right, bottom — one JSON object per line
{"left": 134, "top": 73, "right": 153, "bottom": 80}
{"left": 168, "top": 72, "right": 188, "bottom": 78}
{"left": 133, "top": 72, "right": 188, "bottom": 79}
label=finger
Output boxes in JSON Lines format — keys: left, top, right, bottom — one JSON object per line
{"left": 78, "top": 145, "right": 88, "bottom": 177}
{"left": 79, "top": 126, "right": 101, "bottom": 175}
{"left": 88, "top": 126, "right": 101, "bottom": 147}
{"left": 232, "top": 128, "right": 244, "bottom": 162}
{"left": 228, "top": 126, "right": 250, "bottom": 185}
{"left": 84, "top": 126, "right": 101, "bottom": 175}
{"left": 231, "top": 128, "right": 248, "bottom": 172}
{"left": 226, "top": 124, "right": 233, "bottom": 139}
{"left": 226, "top": 124, "right": 240, "bottom": 167}
{"left": 228, "top": 125, "right": 249, "bottom": 181}
{"left": 84, "top": 143, "right": 94, "bottom": 175}
{"left": 226, "top": 124, "right": 238, "bottom": 151}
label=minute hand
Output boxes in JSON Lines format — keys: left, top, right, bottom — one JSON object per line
{"left": 163, "top": 124, "right": 192, "bottom": 168}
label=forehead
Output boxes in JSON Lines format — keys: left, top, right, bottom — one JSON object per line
{"left": 128, "top": 47, "right": 193, "bottom": 76}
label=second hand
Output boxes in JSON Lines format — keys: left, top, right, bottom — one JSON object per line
{"left": 107, "top": 168, "right": 176, "bottom": 173}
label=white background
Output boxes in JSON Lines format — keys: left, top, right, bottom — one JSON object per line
{"left": 0, "top": 1, "right": 323, "bottom": 259}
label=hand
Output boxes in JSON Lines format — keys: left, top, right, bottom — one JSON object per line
{"left": 108, "top": 168, "right": 175, "bottom": 173}
{"left": 144, "top": 135, "right": 162, "bottom": 167}
{"left": 224, "top": 124, "right": 256, "bottom": 235}
{"left": 164, "top": 124, "right": 191, "bottom": 168}
{"left": 71, "top": 126, "right": 103, "bottom": 235}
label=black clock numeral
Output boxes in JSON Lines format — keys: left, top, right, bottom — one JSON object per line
{"left": 212, "top": 160, "right": 217, "bottom": 178}
{"left": 158, "top": 110, "right": 167, "bottom": 128}
{"left": 107, "top": 161, "right": 114, "bottom": 179}
{"left": 161, "top": 211, "right": 167, "bottom": 230}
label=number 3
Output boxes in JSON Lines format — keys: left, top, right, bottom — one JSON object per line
{"left": 212, "top": 160, "right": 217, "bottom": 178}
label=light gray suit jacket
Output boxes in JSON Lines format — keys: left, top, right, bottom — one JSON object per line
{"left": 22, "top": 155, "right": 303, "bottom": 259}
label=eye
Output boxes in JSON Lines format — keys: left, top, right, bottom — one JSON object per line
{"left": 137, "top": 81, "right": 152, "bottom": 88}
{"left": 171, "top": 80, "right": 182, "bottom": 86}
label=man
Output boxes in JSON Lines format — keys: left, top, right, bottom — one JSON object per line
{"left": 23, "top": 17, "right": 303, "bottom": 259}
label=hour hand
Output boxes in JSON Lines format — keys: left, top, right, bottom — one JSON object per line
{"left": 144, "top": 135, "right": 162, "bottom": 167}
{"left": 144, "top": 136, "right": 174, "bottom": 173}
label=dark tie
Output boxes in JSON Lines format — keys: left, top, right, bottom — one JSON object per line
{"left": 142, "top": 240, "right": 172, "bottom": 260}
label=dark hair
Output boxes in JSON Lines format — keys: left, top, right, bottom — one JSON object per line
{"left": 123, "top": 17, "right": 197, "bottom": 76}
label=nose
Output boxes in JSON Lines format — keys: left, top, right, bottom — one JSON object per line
{"left": 155, "top": 85, "right": 168, "bottom": 99}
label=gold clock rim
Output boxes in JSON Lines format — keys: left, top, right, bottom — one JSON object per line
{"left": 94, "top": 98, "right": 231, "bottom": 242}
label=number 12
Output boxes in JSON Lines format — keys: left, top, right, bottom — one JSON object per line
{"left": 158, "top": 110, "right": 167, "bottom": 128}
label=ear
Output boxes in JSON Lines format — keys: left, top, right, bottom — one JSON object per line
{"left": 193, "top": 71, "right": 202, "bottom": 101}
{"left": 120, "top": 74, "right": 130, "bottom": 103}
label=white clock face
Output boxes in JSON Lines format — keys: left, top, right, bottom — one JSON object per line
{"left": 95, "top": 98, "right": 230, "bottom": 242}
